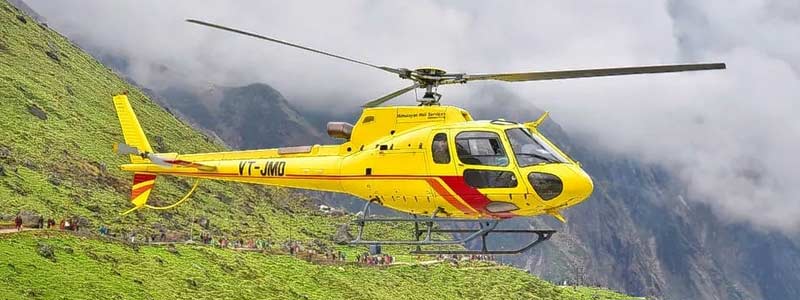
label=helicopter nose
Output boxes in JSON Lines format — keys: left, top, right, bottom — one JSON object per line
{"left": 568, "top": 167, "right": 593, "bottom": 203}
{"left": 527, "top": 164, "right": 593, "bottom": 207}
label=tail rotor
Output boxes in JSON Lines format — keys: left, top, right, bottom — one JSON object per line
{"left": 113, "top": 142, "right": 171, "bottom": 168}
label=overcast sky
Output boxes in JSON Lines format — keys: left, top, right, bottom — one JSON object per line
{"left": 26, "top": 0, "right": 800, "bottom": 233}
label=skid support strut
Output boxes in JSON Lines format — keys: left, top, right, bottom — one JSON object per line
{"left": 349, "top": 201, "right": 555, "bottom": 255}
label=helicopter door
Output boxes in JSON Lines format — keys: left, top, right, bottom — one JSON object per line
{"left": 424, "top": 131, "right": 464, "bottom": 215}
{"left": 427, "top": 132, "right": 456, "bottom": 176}
{"left": 453, "top": 130, "right": 526, "bottom": 214}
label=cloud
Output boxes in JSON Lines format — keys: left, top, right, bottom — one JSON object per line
{"left": 25, "top": 0, "right": 800, "bottom": 232}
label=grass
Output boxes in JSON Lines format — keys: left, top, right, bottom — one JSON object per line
{"left": 0, "top": 2, "right": 634, "bottom": 299}
{"left": 0, "top": 231, "right": 632, "bottom": 300}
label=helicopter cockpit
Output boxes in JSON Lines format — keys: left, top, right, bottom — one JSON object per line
{"left": 427, "top": 120, "right": 592, "bottom": 217}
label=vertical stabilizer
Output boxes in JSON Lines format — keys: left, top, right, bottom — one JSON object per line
{"left": 112, "top": 94, "right": 153, "bottom": 164}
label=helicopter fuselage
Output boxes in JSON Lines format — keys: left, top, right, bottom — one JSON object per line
{"left": 121, "top": 105, "right": 593, "bottom": 219}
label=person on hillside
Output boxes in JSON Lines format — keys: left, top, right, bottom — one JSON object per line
{"left": 47, "top": 218, "right": 55, "bottom": 229}
{"left": 14, "top": 214, "right": 22, "bottom": 231}
{"left": 36, "top": 217, "right": 44, "bottom": 229}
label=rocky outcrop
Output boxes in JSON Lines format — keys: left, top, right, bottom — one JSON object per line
{"left": 19, "top": 210, "right": 42, "bottom": 227}
{"left": 333, "top": 223, "right": 353, "bottom": 245}
{"left": 27, "top": 104, "right": 47, "bottom": 120}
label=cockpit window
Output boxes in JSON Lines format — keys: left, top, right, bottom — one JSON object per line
{"left": 505, "top": 128, "right": 567, "bottom": 167}
{"left": 455, "top": 131, "right": 508, "bottom": 167}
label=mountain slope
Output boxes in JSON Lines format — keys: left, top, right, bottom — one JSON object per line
{"left": 158, "top": 83, "right": 327, "bottom": 150}
{"left": 0, "top": 2, "right": 631, "bottom": 299}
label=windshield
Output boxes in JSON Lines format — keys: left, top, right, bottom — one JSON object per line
{"left": 505, "top": 128, "right": 567, "bottom": 167}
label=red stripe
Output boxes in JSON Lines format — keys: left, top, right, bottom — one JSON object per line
{"left": 131, "top": 183, "right": 154, "bottom": 199}
{"left": 160, "top": 172, "right": 438, "bottom": 179}
{"left": 439, "top": 176, "right": 516, "bottom": 219}
{"left": 426, "top": 178, "right": 475, "bottom": 215}
{"left": 133, "top": 173, "right": 157, "bottom": 185}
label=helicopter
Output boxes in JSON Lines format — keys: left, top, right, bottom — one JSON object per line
{"left": 111, "top": 19, "right": 725, "bottom": 254}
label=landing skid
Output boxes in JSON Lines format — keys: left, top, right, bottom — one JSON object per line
{"left": 348, "top": 200, "right": 556, "bottom": 255}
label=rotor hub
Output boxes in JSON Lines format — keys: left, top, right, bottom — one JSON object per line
{"left": 415, "top": 67, "right": 447, "bottom": 76}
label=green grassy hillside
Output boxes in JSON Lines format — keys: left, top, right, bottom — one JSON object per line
{"left": 0, "top": 2, "right": 632, "bottom": 299}
{"left": 0, "top": 0, "right": 347, "bottom": 241}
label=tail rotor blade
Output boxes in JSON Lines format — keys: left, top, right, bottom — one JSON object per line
{"left": 114, "top": 143, "right": 141, "bottom": 155}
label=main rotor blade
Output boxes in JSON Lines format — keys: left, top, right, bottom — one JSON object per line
{"left": 186, "top": 19, "right": 404, "bottom": 75}
{"left": 362, "top": 83, "right": 420, "bottom": 108}
{"left": 466, "top": 63, "right": 726, "bottom": 82}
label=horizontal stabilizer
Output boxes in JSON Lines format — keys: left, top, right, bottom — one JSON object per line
{"left": 114, "top": 142, "right": 216, "bottom": 171}
{"left": 160, "top": 158, "right": 217, "bottom": 171}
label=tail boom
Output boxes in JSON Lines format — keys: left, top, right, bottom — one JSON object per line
{"left": 112, "top": 94, "right": 210, "bottom": 214}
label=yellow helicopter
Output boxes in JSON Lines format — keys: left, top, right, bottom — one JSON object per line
{"left": 111, "top": 19, "right": 725, "bottom": 254}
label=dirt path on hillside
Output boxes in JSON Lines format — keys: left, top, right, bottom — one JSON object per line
{"left": 0, "top": 227, "right": 41, "bottom": 234}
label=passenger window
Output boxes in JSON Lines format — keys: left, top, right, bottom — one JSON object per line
{"left": 464, "top": 170, "right": 517, "bottom": 188}
{"left": 431, "top": 133, "right": 450, "bottom": 164}
{"left": 455, "top": 131, "right": 508, "bottom": 166}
